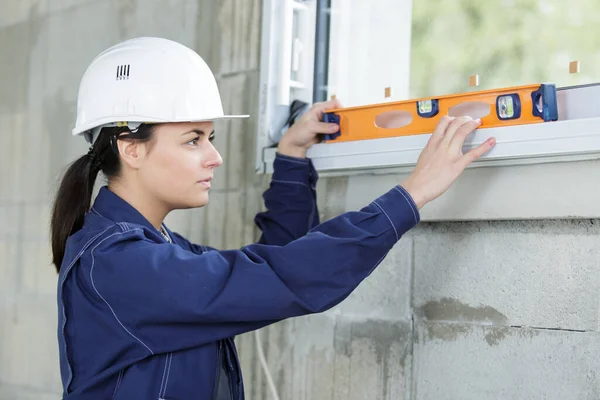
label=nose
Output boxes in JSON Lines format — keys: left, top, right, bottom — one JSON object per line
{"left": 202, "top": 143, "right": 223, "bottom": 169}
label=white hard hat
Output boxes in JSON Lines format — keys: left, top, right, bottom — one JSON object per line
{"left": 73, "top": 37, "right": 248, "bottom": 143}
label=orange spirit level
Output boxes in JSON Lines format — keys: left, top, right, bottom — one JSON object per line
{"left": 321, "top": 83, "right": 558, "bottom": 143}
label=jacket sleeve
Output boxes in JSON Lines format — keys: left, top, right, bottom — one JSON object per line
{"left": 90, "top": 185, "right": 420, "bottom": 354}
{"left": 254, "top": 152, "right": 320, "bottom": 246}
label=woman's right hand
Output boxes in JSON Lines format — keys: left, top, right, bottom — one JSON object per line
{"left": 401, "top": 116, "right": 496, "bottom": 209}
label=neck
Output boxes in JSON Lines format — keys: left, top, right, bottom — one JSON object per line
{"left": 108, "top": 180, "right": 170, "bottom": 230}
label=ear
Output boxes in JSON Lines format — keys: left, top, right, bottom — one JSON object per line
{"left": 117, "top": 139, "right": 148, "bottom": 170}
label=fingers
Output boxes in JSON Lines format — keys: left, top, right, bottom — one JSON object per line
{"left": 449, "top": 118, "right": 482, "bottom": 151}
{"left": 459, "top": 137, "right": 496, "bottom": 169}
{"left": 430, "top": 115, "right": 455, "bottom": 143}
{"left": 311, "top": 99, "right": 343, "bottom": 119}
{"left": 309, "top": 120, "right": 340, "bottom": 134}
{"left": 316, "top": 98, "right": 342, "bottom": 110}
{"left": 441, "top": 116, "right": 478, "bottom": 145}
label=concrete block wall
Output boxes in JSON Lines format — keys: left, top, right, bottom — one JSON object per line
{"left": 238, "top": 177, "right": 600, "bottom": 400}
{"left": 1, "top": 1, "right": 599, "bottom": 399}
{"left": 0, "top": 0, "right": 265, "bottom": 397}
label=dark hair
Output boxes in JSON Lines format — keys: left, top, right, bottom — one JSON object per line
{"left": 51, "top": 124, "right": 155, "bottom": 272}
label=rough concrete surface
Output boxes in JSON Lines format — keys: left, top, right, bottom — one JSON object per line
{"left": 328, "top": 236, "right": 414, "bottom": 321}
{"left": 238, "top": 314, "right": 413, "bottom": 400}
{"left": 412, "top": 220, "right": 600, "bottom": 331}
{"left": 413, "top": 321, "right": 600, "bottom": 400}
{"left": 342, "top": 161, "right": 600, "bottom": 221}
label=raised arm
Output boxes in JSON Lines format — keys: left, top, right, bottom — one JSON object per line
{"left": 89, "top": 115, "right": 495, "bottom": 354}
{"left": 254, "top": 153, "right": 320, "bottom": 246}
{"left": 89, "top": 185, "right": 417, "bottom": 354}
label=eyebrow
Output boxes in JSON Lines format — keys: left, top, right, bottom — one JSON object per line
{"left": 181, "top": 129, "right": 215, "bottom": 136}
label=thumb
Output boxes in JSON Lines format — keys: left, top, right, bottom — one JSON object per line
{"left": 311, "top": 99, "right": 343, "bottom": 118}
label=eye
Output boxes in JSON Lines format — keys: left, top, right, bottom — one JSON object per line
{"left": 209, "top": 132, "right": 215, "bottom": 142}
{"left": 187, "top": 135, "right": 200, "bottom": 146}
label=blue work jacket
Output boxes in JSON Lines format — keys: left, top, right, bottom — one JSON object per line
{"left": 56, "top": 153, "right": 420, "bottom": 399}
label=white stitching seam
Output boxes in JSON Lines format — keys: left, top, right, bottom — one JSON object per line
{"left": 323, "top": 251, "right": 388, "bottom": 310}
{"left": 60, "top": 225, "right": 117, "bottom": 391}
{"left": 92, "top": 208, "right": 116, "bottom": 227}
{"left": 368, "top": 252, "right": 389, "bottom": 275}
{"left": 89, "top": 229, "right": 155, "bottom": 355}
{"left": 159, "top": 353, "right": 169, "bottom": 397}
{"left": 91, "top": 207, "right": 129, "bottom": 233}
{"left": 394, "top": 186, "right": 418, "bottom": 225}
{"left": 372, "top": 201, "right": 399, "bottom": 242}
{"left": 112, "top": 369, "right": 124, "bottom": 398}
{"left": 161, "top": 353, "right": 172, "bottom": 398}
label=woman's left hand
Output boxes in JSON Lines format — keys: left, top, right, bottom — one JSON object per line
{"left": 277, "top": 99, "right": 342, "bottom": 158}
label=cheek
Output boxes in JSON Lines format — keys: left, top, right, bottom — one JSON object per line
{"left": 148, "top": 147, "right": 201, "bottom": 185}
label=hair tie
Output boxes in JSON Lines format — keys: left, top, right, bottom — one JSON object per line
{"left": 87, "top": 146, "right": 103, "bottom": 170}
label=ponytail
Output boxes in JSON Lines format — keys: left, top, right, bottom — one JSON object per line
{"left": 50, "top": 124, "right": 155, "bottom": 272}
{"left": 50, "top": 153, "right": 100, "bottom": 271}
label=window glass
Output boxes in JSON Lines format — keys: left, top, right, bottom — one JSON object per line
{"left": 327, "top": 0, "right": 600, "bottom": 107}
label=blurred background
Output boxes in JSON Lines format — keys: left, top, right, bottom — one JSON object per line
{"left": 1, "top": 0, "right": 599, "bottom": 399}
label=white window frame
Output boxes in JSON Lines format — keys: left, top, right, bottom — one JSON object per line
{"left": 256, "top": 0, "right": 600, "bottom": 220}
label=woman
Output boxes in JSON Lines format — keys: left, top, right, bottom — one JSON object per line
{"left": 52, "top": 37, "right": 494, "bottom": 399}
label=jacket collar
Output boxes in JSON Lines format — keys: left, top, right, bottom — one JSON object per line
{"left": 91, "top": 186, "right": 159, "bottom": 233}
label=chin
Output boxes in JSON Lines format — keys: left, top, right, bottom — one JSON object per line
{"left": 171, "top": 194, "right": 209, "bottom": 210}
{"left": 190, "top": 193, "right": 210, "bottom": 208}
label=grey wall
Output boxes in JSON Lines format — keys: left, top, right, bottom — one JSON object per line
{"left": 1, "top": 1, "right": 598, "bottom": 399}
{"left": 239, "top": 218, "right": 600, "bottom": 399}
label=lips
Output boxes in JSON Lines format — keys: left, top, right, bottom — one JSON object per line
{"left": 198, "top": 177, "right": 212, "bottom": 188}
